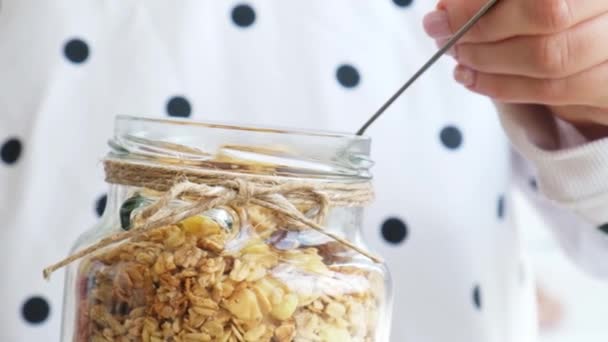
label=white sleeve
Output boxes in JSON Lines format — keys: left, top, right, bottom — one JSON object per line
{"left": 498, "top": 103, "right": 608, "bottom": 278}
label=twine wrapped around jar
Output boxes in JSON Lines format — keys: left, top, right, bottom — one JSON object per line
{"left": 43, "top": 158, "right": 381, "bottom": 279}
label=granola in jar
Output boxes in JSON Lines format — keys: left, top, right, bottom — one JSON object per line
{"left": 75, "top": 207, "right": 385, "bottom": 342}
{"left": 51, "top": 116, "right": 391, "bottom": 342}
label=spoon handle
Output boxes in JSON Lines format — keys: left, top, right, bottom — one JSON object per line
{"left": 356, "top": 0, "right": 500, "bottom": 136}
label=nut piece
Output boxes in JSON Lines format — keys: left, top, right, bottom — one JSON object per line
{"left": 243, "top": 324, "right": 266, "bottom": 341}
{"left": 271, "top": 293, "right": 298, "bottom": 321}
{"left": 223, "top": 288, "right": 263, "bottom": 322}
{"left": 319, "top": 325, "right": 352, "bottom": 342}
{"left": 165, "top": 226, "right": 186, "bottom": 248}
{"left": 325, "top": 301, "right": 346, "bottom": 320}
{"left": 274, "top": 322, "right": 296, "bottom": 342}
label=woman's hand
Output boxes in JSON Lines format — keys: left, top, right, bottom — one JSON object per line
{"left": 424, "top": 0, "right": 608, "bottom": 139}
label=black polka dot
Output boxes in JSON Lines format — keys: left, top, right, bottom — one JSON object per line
{"left": 96, "top": 194, "right": 107, "bottom": 217}
{"left": 166, "top": 96, "right": 192, "bottom": 118}
{"left": 336, "top": 64, "right": 361, "bottom": 88}
{"left": 231, "top": 4, "right": 256, "bottom": 27}
{"left": 381, "top": 217, "right": 408, "bottom": 244}
{"left": 63, "top": 38, "right": 89, "bottom": 64}
{"left": 1, "top": 138, "right": 22, "bottom": 165}
{"left": 497, "top": 195, "right": 505, "bottom": 220}
{"left": 440, "top": 125, "right": 463, "bottom": 150}
{"left": 598, "top": 223, "right": 608, "bottom": 235}
{"left": 22, "top": 296, "right": 50, "bottom": 324}
{"left": 472, "top": 285, "right": 482, "bottom": 310}
{"left": 529, "top": 178, "right": 538, "bottom": 191}
{"left": 393, "top": 0, "right": 414, "bottom": 7}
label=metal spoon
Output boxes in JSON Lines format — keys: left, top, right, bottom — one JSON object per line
{"left": 356, "top": 0, "right": 500, "bottom": 136}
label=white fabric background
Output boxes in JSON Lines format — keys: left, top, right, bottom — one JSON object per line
{"left": 0, "top": 1, "right": 561, "bottom": 341}
{"left": 513, "top": 190, "right": 608, "bottom": 342}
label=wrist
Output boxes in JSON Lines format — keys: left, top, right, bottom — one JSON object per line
{"left": 567, "top": 122, "right": 608, "bottom": 142}
{"left": 548, "top": 106, "right": 608, "bottom": 142}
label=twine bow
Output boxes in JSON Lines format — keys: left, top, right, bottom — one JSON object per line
{"left": 43, "top": 170, "right": 381, "bottom": 280}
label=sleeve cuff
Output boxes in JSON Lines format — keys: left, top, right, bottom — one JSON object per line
{"left": 497, "top": 103, "right": 608, "bottom": 225}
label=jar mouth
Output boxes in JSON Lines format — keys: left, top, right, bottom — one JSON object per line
{"left": 117, "top": 116, "right": 371, "bottom": 141}
{"left": 109, "top": 115, "right": 373, "bottom": 181}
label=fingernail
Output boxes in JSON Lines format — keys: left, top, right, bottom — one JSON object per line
{"left": 454, "top": 65, "right": 475, "bottom": 87}
{"left": 423, "top": 10, "right": 451, "bottom": 38}
{"left": 435, "top": 39, "right": 457, "bottom": 58}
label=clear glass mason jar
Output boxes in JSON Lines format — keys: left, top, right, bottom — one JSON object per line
{"left": 59, "top": 116, "right": 392, "bottom": 342}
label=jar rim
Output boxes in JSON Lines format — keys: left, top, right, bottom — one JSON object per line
{"left": 111, "top": 115, "right": 373, "bottom": 181}
{"left": 116, "top": 115, "right": 371, "bottom": 141}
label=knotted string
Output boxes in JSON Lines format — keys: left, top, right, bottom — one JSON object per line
{"left": 43, "top": 159, "right": 380, "bottom": 279}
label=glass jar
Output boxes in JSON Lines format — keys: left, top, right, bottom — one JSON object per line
{"left": 58, "top": 116, "right": 392, "bottom": 342}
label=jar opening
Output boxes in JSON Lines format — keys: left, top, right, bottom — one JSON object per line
{"left": 109, "top": 115, "right": 373, "bottom": 180}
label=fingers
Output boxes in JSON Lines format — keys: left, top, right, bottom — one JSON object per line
{"left": 454, "top": 12, "right": 608, "bottom": 78}
{"left": 453, "top": 61, "right": 608, "bottom": 107}
{"left": 425, "top": 0, "right": 608, "bottom": 44}
{"left": 424, "top": 0, "right": 518, "bottom": 43}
